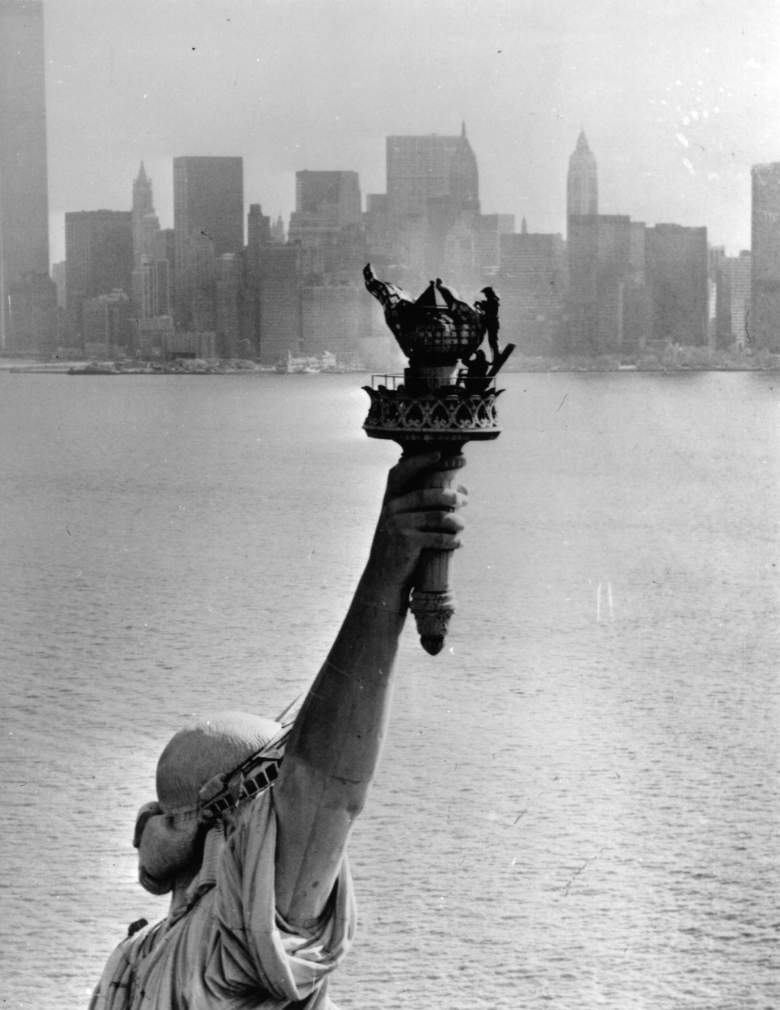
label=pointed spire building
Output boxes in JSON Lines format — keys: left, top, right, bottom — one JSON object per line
{"left": 132, "top": 162, "right": 160, "bottom": 266}
{"left": 567, "top": 131, "right": 598, "bottom": 223}
{"left": 448, "top": 122, "right": 480, "bottom": 213}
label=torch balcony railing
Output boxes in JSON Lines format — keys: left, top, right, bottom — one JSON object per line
{"left": 368, "top": 371, "right": 499, "bottom": 395}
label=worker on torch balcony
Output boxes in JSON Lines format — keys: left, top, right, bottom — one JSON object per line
{"left": 90, "top": 451, "right": 467, "bottom": 1010}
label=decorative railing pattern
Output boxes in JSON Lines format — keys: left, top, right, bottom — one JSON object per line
{"left": 363, "top": 384, "right": 503, "bottom": 439}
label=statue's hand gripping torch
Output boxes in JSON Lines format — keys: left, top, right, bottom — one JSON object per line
{"left": 404, "top": 448, "right": 465, "bottom": 655}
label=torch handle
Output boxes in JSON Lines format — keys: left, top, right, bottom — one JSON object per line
{"left": 408, "top": 450, "right": 465, "bottom": 654}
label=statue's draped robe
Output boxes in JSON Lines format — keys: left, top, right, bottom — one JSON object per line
{"left": 90, "top": 792, "right": 356, "bottom": 1009}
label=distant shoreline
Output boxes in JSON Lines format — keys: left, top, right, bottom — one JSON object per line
{"left": 2, "top": 357, "right": 779, "bottom": 376}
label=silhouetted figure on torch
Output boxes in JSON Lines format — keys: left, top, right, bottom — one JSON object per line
{"left": 475, "top": 286, "right": 501, "bottom": 365}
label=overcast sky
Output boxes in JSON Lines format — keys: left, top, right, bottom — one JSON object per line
{"left": 43, "top": 0, "right": 780, "bottom": 262}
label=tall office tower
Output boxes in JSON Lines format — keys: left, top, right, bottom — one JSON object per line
{"left": 65, "top": 210, "right": 133, "bottom": 342}
{"left": 646, "top": 223, "right": 709, "bottom": 346}
{"left": 385, "top": 125, "right": 481, "bottom": 284}
{"left": 728, "top": 250, "right": 751, "bottom": 347}
{"left": 475, "top": 213, "right": 515, "bottom": 271}
{"left": 247, "top": 203, "right": 271, "bottom": 259}
{"left": 258, "top": 245, "right": 303, "bottom": 366}
{"left": 386, "top": 125, "right": 479, "bottom": 223}
{"left": 216, "top": 253, "right": 241, "bottom": 357}
{"left": 173, "top": 156, "right": 243, "bottom": 325}
{"left": 709, "top": 246, "right": 731, "bottom": 349}
{"left": 131, "top": 163, "right": 170, "bottom": 320}
{"left": 447, "top": 126, "right": 480, "bottom": 213}
{"left": 567, "top": 132, "right": 598, "bottom": 226}
{"left": 567, "top": 214, "right": 650, "bottom": 355}
{"left": 364, "top": 193, "right": 392, "bottom": 263}
{"left": 292, "top": 171, "right": 362, "bottom": 231}
{"left": 498, "top": 229, "right": 567, "bottom": 354}
{"left": 750, "top": 162, "right": 780, "bottom": 351}
{"left": 288, "top": 170, "right": 364, "bottom": 277}
{"left": 132, "top": 162, "right": 159, "bottom": 264}
{"left": 244, "top": 204, "right": 272, "bottom": 356}
{"left": 0, "top": 0, "right": 54, "bottom": 352}
{"left": 131, "top": 257, "right": 170, "bottom": 320}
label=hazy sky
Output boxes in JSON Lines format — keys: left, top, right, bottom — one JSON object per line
{"left": 43, "top": 0, "right": 780, "bottom": 262}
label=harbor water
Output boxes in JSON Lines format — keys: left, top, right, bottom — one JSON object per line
{"left": 0, "top": 369, "right": 777, "bottom": 1008}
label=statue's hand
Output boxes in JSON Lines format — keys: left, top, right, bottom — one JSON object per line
{"left": 368, "top": 452, "right": 467, "bottom": 590}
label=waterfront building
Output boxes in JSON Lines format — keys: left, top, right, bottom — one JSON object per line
{"left": 623, "top": 222, "right": 652, "bottom": 354}
{"left": 7, "top": 271, "right": 57, "bottom": 355}
{"left": 567, "top": 215, "right": 625, "bottom": 354}
{"left": 301, "top": 281, "right": 371, "bottom": 362}
{"left": 173, "top": 156, "right": 243, "bottom": 325}
{"left": 567, "top": 131, "right": 598, "bottom": 229}
{"left": 498, "top": 226, "right": 567, "bottom": 355}
{"left": 162, "top": 330, "right": 216, "bottom": 360}
{"left": 750, "top": 162, "right": 780, "bottom": 351}
{"left": 65, "top": 210, "right": 133, "bottom": 344}
{"left": 566, "top": 214, "right": 651, "bottom": 356}
{"left": 0, "top": 0, "right": 53, "bottom": 352}
{"left": 728, "top": 250, "right": 751, "bottom": 348}
{"left": 645, "top": 223, "right": 708, "bottom": 346}
{"left": 257, "top": 245, "right": 302, "bottom": 366}
{"left": 51, "top": 261, "right": 66, "bottom": 309}
{"left": 216, "top": 253, "right": 242, "bottom": 357}
{"left": 709, "top": 246, "right": 731, "bottom": 349}
{"left": 242, "top": 204, "right": 274, "bottom": 357}
{"left": 136, "top": 314, "right": 174, "bottom": 359}
{"left": 82, "top": 289, "right": 133, "bottom": 356}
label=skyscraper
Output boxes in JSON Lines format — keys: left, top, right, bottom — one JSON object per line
{"left": 384, "top": 125, "right": 481, "bottom": 284}
{"left": 173, "top": 156, "right": 243, "bottom": 325}
{"left": 646, "top": 223, "right": 709, "bottom": 347}
{"left": 0, "top": 0, "right": 52, "bottom": 351}
{"left": 131, "top": 163, "right": 170, "bottom": 320}
{"left": 292, "top": 171, "right": 362, "bottom": 230}
{"left": 385, "top": 125, "right": 479, "bottom": 225}
{"left": 132, "top": 162, "right": 158, "bottom": 265}
{"left": 498, "top": 229, "right": 567, "bottom": 354}
{"left": 288, "top": 170, "right": 364, "bottom": 278}
{"left": 750, "top": 162, "right": 780, "bottom": 351}
{"left": 567, "top": 131, "right": 598, "bottom": 225}
{"left": 65, "top": 210, "right": 133, "bottom": 342}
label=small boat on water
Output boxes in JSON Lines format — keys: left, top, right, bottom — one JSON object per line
{"left": 68, "top": 361, "right": 119, "bottom": 375}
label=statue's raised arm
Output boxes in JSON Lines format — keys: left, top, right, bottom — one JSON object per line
{"left": 91, "top": 451, "right": 467, "bottom": 1010}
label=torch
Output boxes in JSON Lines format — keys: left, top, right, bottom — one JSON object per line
{"left": 363, "top": 264, "right": 514, "bottom": 655}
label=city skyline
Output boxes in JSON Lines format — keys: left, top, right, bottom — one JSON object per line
{"left": 41, "top": 0, "right": 780, "bottom": 263}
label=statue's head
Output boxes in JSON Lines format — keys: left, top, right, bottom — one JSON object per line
{"left": 134, "top": 711, "right": 281, "bottom": 895}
